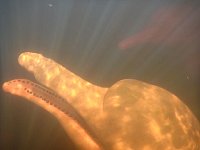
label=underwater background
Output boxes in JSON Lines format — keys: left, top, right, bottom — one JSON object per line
{"left": 0, "top": 0, "right": 199, "bottom": 149}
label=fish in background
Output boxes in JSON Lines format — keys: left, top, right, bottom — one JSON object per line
{"left": 118, "top": 5, "right": 200, "bottom": 50}
{"left": 118, "top": 4, "right": 200, "bottom": 83}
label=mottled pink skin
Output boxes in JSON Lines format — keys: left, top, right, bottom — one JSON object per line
{"left": 118, "top": 5, "right": 199, "bottom": 50}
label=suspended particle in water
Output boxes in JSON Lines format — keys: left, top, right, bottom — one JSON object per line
{"left": 48, "top": 4, "right": 53, "bottom": 7}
